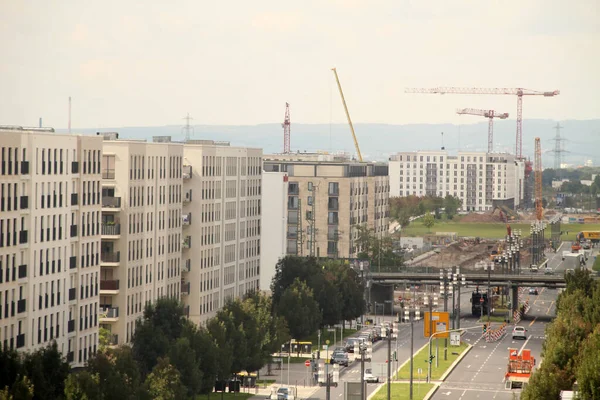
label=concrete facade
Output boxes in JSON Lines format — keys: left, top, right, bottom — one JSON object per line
{"left": 182, "top": 141, "right": 262, "bottom": 325}
{"left": 98, "top": 134, "right": 184, "bottom": 345}
{"left": 389, "top": 151, "right": 526, "bottom": 211}
{"left": 0, "top": 127, "right": 102, "bottom": 367}
{"left": 259, "top": 171, "right": 288, "bottom": 293}
{"left": 263, "top": 153, "right": 390, "bottom": 260}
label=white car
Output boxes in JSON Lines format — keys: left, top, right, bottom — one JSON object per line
{"left": 364, "top": 368, "right": 379, "bottom": 383}
{"left": 512, "top": 326, "right": 527, "bottom": 340}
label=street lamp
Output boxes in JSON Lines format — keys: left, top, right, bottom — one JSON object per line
{"left": 483, "top": 262, "right": 494, "bottom": 324}
{"left": 450, "top": 267, "right": 466, "bottom": 329}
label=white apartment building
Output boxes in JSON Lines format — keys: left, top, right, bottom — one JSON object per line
{"left": 263, "top": 152, "right": 390, "bottom": 260}
{"left": 99, "top": 134, "right": 183, "bottom": 345}
{"left": 0, "top": 126, "right": 102, "bottom": 367}
{"left": 182, "top": 140, "right": 262, "bottom": 326}
{"left": 259, "top": 171, "right": 288, "bottom": 293}
{"left": 389, "top": 151, "right": 526, "bottom": 211}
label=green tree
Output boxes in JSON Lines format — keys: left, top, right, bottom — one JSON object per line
{"left": 277, "top": 278, "right": 322, "bottom": 338}
{"left": 0, "top": 348, "right": 21, "bottom": 394}
{"left": 144, "top": 357, "right": 186, "bottom": 400}
{"left": 324, "top": 262, "right": 365, "bottom": 328}
{"left": 444, "top": 195, "right": 462, "bottom": 219}
{"left": 21, "top": 342, "right": 70, "bottom": 400}
{"left": 270, "top": 256, "right": 322, "bottom": 306}
{"left": 181, "top": 323, "right": 221, "bottom": 394}
{"left": 168, "top": 338, "right": 201, "bottom": 397}
{"left": 64, "top": 371, "right": 101, "bottom": 400}
{"left": 422, "top": 212, "right": 435, "bottom": 233}
{"left": 0, "top": 375, "right": 34, "bottom": 400}
{"left": 98, "top": 327, "right": 111, "bottom": 353}
{"left": 205, "top": 318, "right": 234, "bottom": 383}
{"left": 87, "top": 347, "right": 145, "bottom": 400}
{"left": 576, "top": 326, "right": 600, "bottom": 399}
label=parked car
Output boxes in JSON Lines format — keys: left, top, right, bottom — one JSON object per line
{"left": 331, "top": 351, "right": 349, "bottom": 367}
{"left": 364, "top": 368, "right": 379, "bottom": 383}
{"left": 512, "top": 326, "right": 527, "bottom": 340}
{"left": 345, "top": 338, "right": 360, "bottom": 353}
{"left": 544, "top": 267, "right": 553, "bottom": 275}
{"left": 528, "top": 288, "right": 538, "bottom": 295}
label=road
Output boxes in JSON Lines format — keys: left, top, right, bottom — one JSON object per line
{"left": 430, "top": 245, "right": 569, "bottom": 400}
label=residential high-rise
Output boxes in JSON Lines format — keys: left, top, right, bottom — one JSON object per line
{"left": 388, "top": 151, "right": 526, "bottom": 211}
{"left": 182, "top": 140, "right": 262, "bottom": 325}
{"left": 98, "top": 134, "right": 184, "bottom": 345}
{"left": 0, "top": 126, "right": 102, "bottom": 367}
{"left": 262, "top": 152, "right": 390, "bottom": 262}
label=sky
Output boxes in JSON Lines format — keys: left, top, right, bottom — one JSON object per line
{"left": 1, "top": 0, "right": 599, "bottom": 129}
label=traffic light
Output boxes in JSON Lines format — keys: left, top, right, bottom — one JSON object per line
{"left": 429, "top": 355, "right": 435, "bottom": 364}
{"left": 393, "top": 351, "right": 397, "bottom": 361}
{"left": 482, "top": 323, "right": 487, "bottom": 333}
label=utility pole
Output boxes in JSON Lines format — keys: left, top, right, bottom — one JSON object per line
{"left": 325, "top": 341, "right": 330, "bottom": 400}
{"left": 409, "top": 312, "right": 414, "bottom": 400}
{"left": 360, "top": 344, "right": 366, "bottom": 400}
{"left": 387, "top": 327, "right": 392, "bottom": 400}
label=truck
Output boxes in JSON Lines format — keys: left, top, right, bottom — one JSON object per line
{"left": 505, "top": 348, "right": 535, "bottom": 389}
{"left": 470, "top": 291, "right": 489, "bottom": 317}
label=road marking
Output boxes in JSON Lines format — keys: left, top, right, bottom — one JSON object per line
{"left": 529, "top": 317, "right": 537, "bottom": 327}
{"left": 518, "top": 335, "right": 532, "bottom": 355}
{"left": 546, "top": 301, "right": 555, "bottom": 315}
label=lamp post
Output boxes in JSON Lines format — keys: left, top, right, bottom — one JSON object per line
{"left": 359, "top": 343, "right": 367, "bottom": 400}
{"left": 484, "top": 262, "right": 494, "bottom": 324}
{"left": 451, "top": 267, "right": 466, "bottom": 330}
{"left": 387, "top": 326, "right": 393, "bottom": 400}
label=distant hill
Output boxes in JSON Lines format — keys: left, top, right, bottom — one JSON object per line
{"left": 58, "top": 119, "right": 600, "bottom": 167}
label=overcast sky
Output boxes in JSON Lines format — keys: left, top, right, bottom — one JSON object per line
{"left": 1, "top": 0, "right": 598, "bottom": 129}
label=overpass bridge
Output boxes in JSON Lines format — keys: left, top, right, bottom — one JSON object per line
{"left": 370, "top": 272, "right": 567, "bottom": 288}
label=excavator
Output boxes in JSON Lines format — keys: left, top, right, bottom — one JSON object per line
{"left": 490, "top": 224, "right": 511, "bottom": 262}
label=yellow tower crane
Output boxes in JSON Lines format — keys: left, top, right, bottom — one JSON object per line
{"left": 331, "top": 68, "right": 363, "bottom": 162}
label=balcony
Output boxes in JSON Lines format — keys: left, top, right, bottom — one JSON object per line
{"left": 71, "top": 193, "right": 78, "bottom": 206}
{"left": 181, "top": 281, "right": 190, "bottom": 295}
{"left": 20, "top": 161, "right": 30, "bottom": 175}
{"left": 70, "top": 225, "right": 78, "bottom": 238}
{"left": 18, "top": 264, "right": 27, "bottom": 279}
{"left": 68, "top": 319, "right": 75, "bottom": 333}
{"left": 19, "top": 230, "right": 28, "bottom": 244}
{"left": 109, "top": 334, "right": 119, "bottom": 346}
{"left": 17, "top": 299, "right": 26, "bottom": 314}
{"left": 102, "top": 169, "right": 115, "bottom": 180}
{"left": 101, "top": 251, "right": 120, "bottom": 264}
{"left": 182, "top": 236, "right": 191, "bottom": 249}
{"left": 182, "top": 213, "right": 192, "bottom": 226}
{"left": 101, "top": 223, "right": 121, "bottom": 237}
{"left": 183, "top": 190, "right": 192, "bottom": 203}
{"left": 102, "top": 196, "right": 121, "bottom": 210}
{"left": 100, "top": 279, "right": 120, "bottom": 293}
{"left": 70, "top": 256, "right": 77, "bottom": 269}
{"left": 71, "top": 161, "right": 79, "bottom": 174}
{"left": 183, "top": 164, "right": 192, "bottom": 179}
{"left": 68, "top": 288, "right": 76, "bottom": 301}
{"left": 182, "top": 259, "right": 191, "bottom": 273}
{"left": 16, "top": 334, "right": 25, "bottom": 349}
{"left": 19, "top": 196, "right": 29, "bottom": 210}
{"left": 100, "top": 307, "right": 119, "bottom": 322}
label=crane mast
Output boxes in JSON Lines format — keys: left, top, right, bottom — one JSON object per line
{"left": 534, "top": 137, "right": 543, "bottom": 221}
{"left": 282, "top": 103, "right": 291, "bottom": 154}
{"left": 456, "top": 108, "right": 509, "bottom": 153}
{"left": 331, "top": 68, "right": 363, "bottom": 162}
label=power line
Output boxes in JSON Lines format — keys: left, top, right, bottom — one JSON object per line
{"left": 182, "top": 113, "right": 194, "bottom": 142}
{"left": 549, "top": 122, "right": 567, "bottom": 175}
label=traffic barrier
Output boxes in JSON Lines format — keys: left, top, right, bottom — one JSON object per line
{"left": 485, "top": 323, "right": 507, "bottom": 342}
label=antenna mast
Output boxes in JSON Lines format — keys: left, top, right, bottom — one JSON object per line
{"left": 282, "top": 103, "right": 291, "bottom": 153}
{"left": 551, "top": 123, "right": 566, "bottom": 172}
{"left": 182, "top": 113, "right": 194, "bottom": 142}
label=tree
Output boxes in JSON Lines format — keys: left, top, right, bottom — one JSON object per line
{"left": 271, "top": 256, "right": 322, "bottom": 306}
{"left": 64, "top": 371, "right": 101, "bottom": 400}
{"left": 205, "top": 318, "right": 234, "bottom": 383}
{"left": 21, "top": 342, "right": 70, "bottom": 400}
{"left": 181, "top": 323, "right": 221, "bottom": 394}
{"left": 144, "top": 357, "right": 186, "bottom": 400}
{"left": 277, "top": 278, "right": 321, "bottom": 338}
{"left": 422, "top": 212, "right": 435, "bottom": 233}
{"left": 0, "top": 375, "right": 34, "bottom": 400}
{"left": 576, "top": 326, "right": 600, "bottom": 399}
{"left": 168, "top": 338, "right": 201, "bottom": 397}
{"left": 444, "top": 195, "right": 462, "bottom": 219}
{"left": 87, "top": 347, "right": 145, "bottom": 400}
{"left": 324, "top": 262, "right": 365, "bottom": 328}
{"left": 98, "top": 327, "right": 111, "bottom": 353}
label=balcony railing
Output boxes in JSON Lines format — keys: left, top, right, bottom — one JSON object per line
{"left": 182, "top": 236, "right": 191, "bottom": 249}
{"left": 102, "top": 169, "right": 115, "bottom": 179}
{"left": 181, "top": 281, "right": 190, "bottom": 295}
{"left": 20, "top": 161, "right": 30, "bottom": 175}
{"left": 17, "top": 299, "right": 26, "bottom": 314}
{"left": 183, "top": 190, "right": 192, "bottom": 203}
{"left": 102, "top": 196, "right": 121, "bottom": 209}
{"left": 19, "top": 230, "right": 28, "bottom": 244}
{"left": 70, "top": 256, "right": 77, "bottom": 269}
{"left": 182, "top": 213, "right": 192, "bottom": 225}
{"left": 102, "top": 223, "right": 121, "bottom": 236}
{"left": 18, "top": 264, "right": 27, "bottom": 279}
{"left": 101, "top": 251, "right": 120, "bottom": 263}
{"left": 101, "top": 307, "right": 119, "bottom": 318}
{"left": 100, "top": 280, "right": 120, "bottom": 291}
{"left": 183, "top": 259, "right": 191, "bottom": 272}
{"left": 183, "top": 165, "right": 192, "bottom": 179}
{"left": 71, "top": 161, "right": 79, "bottom": 174}
{"left": 70, "top": 225, "right": 78, "bottom": 237}
{"left": 20, "top": 196, "right": 28, "bottom": 210}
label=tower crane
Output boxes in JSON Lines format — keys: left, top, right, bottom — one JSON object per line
{"left": 405, "top": 87, "right": 560, "bottom": 160}
{"left": 534, "top": 137, "right": 543, "bottom": 221}
{"left": 332, "top": 68, "right": 363, "bottom": 162}
{"left": 282, "top": 103, "right": 291, "bottom": 153}
{"left": 456, "top": 108, "right": 509, "bottom": 153}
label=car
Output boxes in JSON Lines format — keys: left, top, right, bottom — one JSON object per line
{"left": 528, "top": 288, "right": 538, "bottom": 295}
{"left": 566, "top": 268, "right": 575, "bottom": 275}
{"left": 530, "top": 265, "right": 539, "bottom": 273}
{"left": 512, "top": 326, "right": 528, "bottom": 340}
{"left": 345, "top": 338, "right": 360, "bottom": 353}
{"left": 544, "top": 267, "right": 553, "bottom": 275}
{"left": 364, "top": 368, "right": 379, "bottom": 383}
{"left": 331, "top": 351, "right": 349, "bottom": 367}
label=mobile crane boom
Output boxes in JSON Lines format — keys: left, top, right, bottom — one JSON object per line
{"left": 331, "top": 68, "right": 363, "bottom": 162}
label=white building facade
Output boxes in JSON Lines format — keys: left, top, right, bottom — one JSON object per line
{"left": 259, "top": 171, "right": 288, "bottom": 293}
{"left": 182, "top": 140, "right": 262, "bottom": 326}
{"left": 389, "top": 151, "right": 525, "bottom": 211}
{"left": 99, "top": 134, "right": 184, "bottom": 345}
{"left": 0, "top": 127, "right": 102, "bottom": 367}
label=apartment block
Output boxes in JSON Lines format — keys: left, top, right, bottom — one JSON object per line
{"left": 182, "top": 140, "right": 262, "bottom": 325}
{"left": 389, "top": 151, "right": 526, "bottom": 211}
{"left": 98, "top": 134, "right": 183, "bottom": 345}
{"left": 263, "top": 153, "right": 390, "bottom": 261}
{"left": 0, "top": 126, "right": 102, "bottom": 367}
